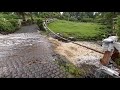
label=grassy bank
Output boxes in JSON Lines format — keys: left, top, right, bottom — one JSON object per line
{"left": 48, "top": 20, "right": 108, "bottom": 41}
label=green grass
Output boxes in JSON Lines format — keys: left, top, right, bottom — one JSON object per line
{"left": 48, "top": 20, "right": 107, "bottom": 40}
{"left": 55, "top": 59, "right": 85, "bottom": 78}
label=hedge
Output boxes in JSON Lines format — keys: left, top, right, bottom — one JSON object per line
{"left": 0, "top": 18, "right": 20, "bottom": 34}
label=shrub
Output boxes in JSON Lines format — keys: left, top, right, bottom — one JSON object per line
{"left": 0, "top": 20, "right": 14, "bottom": 33}
{"left": 9, "top": 19, "right": 19, "bottom": 29}
{"left": 36, "top": 18, "right": 45, "bottom": 31}
{"left": 0, "top": 19, "right": 18, "bottom": 34}
{"left": 69, "top": 17, "right": 78, "bottom": 22}
{"left": 0, "top": 13, "right": 21, "bottom": 34}
{"left": 0, "top": 14, "right": 19, "bottom": 20}
{"left": 34, "top": 18, "right": 43, "bottom": 23}
{"left": 81, "top": 18, "right": 94, "bottom": 22}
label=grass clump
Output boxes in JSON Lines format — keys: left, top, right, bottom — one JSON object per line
{"left": 55, "top": 59, "right": 84, "bottom": 78}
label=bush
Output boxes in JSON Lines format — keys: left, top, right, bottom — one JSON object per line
{"left": 34, "top": 18, "right": 43, "bottom": 23}
{"left": 81, "top": 18, "right": 94, "bottom": 22}
{"left": 0, "top": 14, "right": 19, "bottom": 20}
{"left": 0, "top": 20, "right": 14, "bottom": 33}
{"left": 69, "top": 17, "right": 78, "bottom": 22}
{"left": 9, "top": 19, "right": 19, "bottom": 29}
{"left": 0, "top": 19, "right": 19, "bottom": 34}
{"left": 36, "top": 18, "right": 45, "bottom": 31}
{"left": 0, "top": 13, "right": 21, "bottom": 34}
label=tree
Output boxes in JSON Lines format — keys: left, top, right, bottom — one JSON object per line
{"left": 16, "top": 12, "right": 26, "bottom": 21}
{"left": 94, "top": 12, "right": 117, "bottom": 26}
{"left": 63, "top": 12, "right": 70, "bottom": 21}
{"left": 62, "top": 12, "right": 94, "bottom": 22}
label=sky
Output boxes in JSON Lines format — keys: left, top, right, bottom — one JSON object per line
{"left": 60, "top": 12, "right": 97, "bottom": 15}
{"left": 60, "top": 12, "right": 63, "bottom": 15}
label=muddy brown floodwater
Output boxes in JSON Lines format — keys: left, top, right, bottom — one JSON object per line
{"left": 48, "top": 37, "right": 114, "bottom": 78}
{"left": 48, "top": 37, "right": 103, "bottom": 66}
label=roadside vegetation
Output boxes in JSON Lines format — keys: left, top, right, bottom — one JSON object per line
{"left": 0, "top": 13, "right": 20, "bottom": 34}
{"left": 54, "top": 54, "right": 96, "bottom": 78}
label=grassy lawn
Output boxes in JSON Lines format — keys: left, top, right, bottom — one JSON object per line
{"left": 48, "top": 20, "right": 108, "bottom": 41}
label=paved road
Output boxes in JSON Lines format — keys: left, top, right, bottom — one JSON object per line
{"left": 0, "top": 25, "right": 69, "bottom": 78}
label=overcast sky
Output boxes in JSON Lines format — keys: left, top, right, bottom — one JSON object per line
{"left": 60, "top": 12, "right": 63, "bottom": 15}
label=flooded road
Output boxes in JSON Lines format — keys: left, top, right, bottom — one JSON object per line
{"left": 0, "top": 25, "right": 68, "bottom": 78}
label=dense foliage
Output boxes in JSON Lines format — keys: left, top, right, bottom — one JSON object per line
{"left": 0, "top": 13, "right": 20, "bottom": 34}
{"left": 36, "top": 18, "right": 45, "bottom": 31}
{"left": 0, "top": 19, "right": 19, "bottom": 34}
